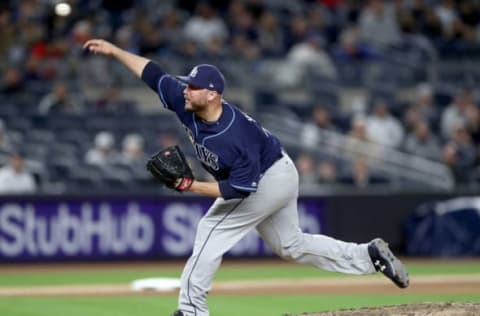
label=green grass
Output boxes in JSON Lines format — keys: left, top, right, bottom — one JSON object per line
{"left": 0, "top": 268, "right": 181, "bottom": 287}
{"left": 0, "top": 260, "right": 479, "bottom": 316}
{"left": 0, "top": 296, "right": 173, "bottom": 316}
{"left": 0, "top": 294, "right": 479, "bottom": 316}
{"left": 1, "top": 261, "right": 479, "bottom": 287}
{"left": 406, "top": 261, "right": 480, "bottom": 275}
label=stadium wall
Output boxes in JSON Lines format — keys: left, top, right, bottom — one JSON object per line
{"left": 0, "top": 193, "right": 475, "bottom": 263}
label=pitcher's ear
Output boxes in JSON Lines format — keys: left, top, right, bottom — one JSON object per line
{"left": 207, "top": 90, "right": 219, "bottom": 101}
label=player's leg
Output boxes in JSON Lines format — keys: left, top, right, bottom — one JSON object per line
{"left": 255, "top": 154, "right": 376, "bottom": 275}
{"left": 256, "top": 154, "right": 409, "bottom": 287}
{"left": 177, "top": 195, "right": 279, "bottom": 316}
{"left": 256, "top": 197, "right": 375, "bottom": 274}
{"left": 176, "top": 156, "right": 307, "bottom": 315}
{"left": 176, "top": 198, "right": 246, "bottom": 316}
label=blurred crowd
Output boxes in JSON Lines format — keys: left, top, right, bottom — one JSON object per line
{"left": 1, "top": 0, "right": 480, "bottom": 83}
{"left": 0, "top": 0, "right": 479, "bottom": 193}
{"left": 295, "top": 83, "right": 480, "bottom": 188}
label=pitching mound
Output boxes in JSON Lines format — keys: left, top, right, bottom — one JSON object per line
{"left": 286, "top": 302, "right": 480, "bottom": 316}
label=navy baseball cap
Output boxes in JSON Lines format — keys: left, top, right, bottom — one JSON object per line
{"left": 177, "top": 64, "right": 225, "bottom": 94}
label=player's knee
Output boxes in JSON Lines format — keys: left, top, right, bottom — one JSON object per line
{"left": 280, "top": 245, "right": 303, "bottom": 261}
{"left": 279, "top": 236, "right": 304, "bottom": 261}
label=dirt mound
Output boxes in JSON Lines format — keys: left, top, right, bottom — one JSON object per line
{"left": 286, "top": 302, "right": 480, "bottom": 316}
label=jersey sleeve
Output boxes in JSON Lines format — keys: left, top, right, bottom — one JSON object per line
{"left": 141, "top": 61, "right": 186, "bottom": 114}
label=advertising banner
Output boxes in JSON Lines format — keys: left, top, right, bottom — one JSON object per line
{"left": 0, "top": 197, "right": 324, "bottom": 262}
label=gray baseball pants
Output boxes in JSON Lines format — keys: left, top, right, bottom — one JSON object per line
{"left": 177, "top": 154, "right": 376, "bottom": 316}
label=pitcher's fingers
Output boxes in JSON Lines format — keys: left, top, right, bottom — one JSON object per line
{"left": 82, "top": 42, "right": 93, "bottom": 50}
{"left": 82, "top": 39, "right": 99, "bottom": 49}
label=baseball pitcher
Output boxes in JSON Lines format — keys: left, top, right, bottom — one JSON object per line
{"left": 83, "top": 39, "right": 409, "bottom": 316}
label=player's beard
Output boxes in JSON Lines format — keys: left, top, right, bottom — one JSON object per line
{"left": 184, "top": 99, "right": 193, "bottom": 111}
{"left": 185, "top": 100, "right": 207, "bottom": 112}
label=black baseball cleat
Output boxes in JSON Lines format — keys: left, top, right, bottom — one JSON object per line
{"left": 368, "top": 238, "right": 409, "bottom": 288}
{"left": 170, "top": 311, "right": 184, "bottom": 316}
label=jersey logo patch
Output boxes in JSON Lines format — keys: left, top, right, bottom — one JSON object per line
{"left": 183, "top": 125, "right": 219, "bottom": 171}
{"left": 193, "top": 143, "right": 219, "bottom": 171}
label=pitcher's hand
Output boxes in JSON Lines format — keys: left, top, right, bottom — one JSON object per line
{"left": 83, "top": 39, "right": 117, "bottom": 57}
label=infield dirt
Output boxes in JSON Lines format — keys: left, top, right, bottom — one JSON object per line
{"left": 0, "top": 274, "right": 478, "bottom": 297}
{"left": 286, "top": 302, "right": 480, "bottom": 316}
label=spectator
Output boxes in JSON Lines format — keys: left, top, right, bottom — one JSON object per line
{"left": 345, "top": 115, "right": 373, "bottom": 160}
{"left": 301, "top": 105, "right": 338, "bottom": 147}
{"left": 306, "top": 5, "right": 328, "bottom": 37}
{"left": 286, "top": 33, "right": 337, "bottom": 79}
{"left": 358, "top": 0, "right": 402, "bottom": 48}
{"left": 458, "top": 1, "right": 480, "bottom": 29}
{"left": 0, "top": 119, "right": 12, "bottom": 153}
{"left": 366, "top": 100, "right": 404, "bottom": 148}
{"left": 38, "top": 82, "right": 84, "bottom": 115}
{"left": 295, "top": 153, "right": 317, "bottom": 185}
{"left": 257, "top": 10, "right": 284, "bottom": 57}
{"left": 0, "top": 6, "right": 15, "bottom": 68}
{"left": 226, "top": 2, "right": 260, "bottom": 63}
{"left": 230, "top": 33, "right": 261, "bottom": 61}
{"left": 411, "top": 83, "right": 440, "bottom": 130}
{"left": 465, "top": 104, "right": 480, "bottom": 145}
{"left": 440, "top": 17, "right": 476, "bottom": 57}
{"left": 340, "top": 158, "right": 389, "bottom": 188}
{"left": 23, "top": 55, "right": 44, "bottom": 83}
{"left": 94, "top": 86, "right": 136, "bottom": 112}
{"left": 317, "top": 160, "right": 338, "bottom": 184}
{"left": 404, "top": 0, "right": 429, "bottom": 27}
{"left": 0, "top": 67, "right": 24, "bottom": 94}
{"left": 347, "top": 115, "right": 369, "bottom": 142}
{"left": 403, "top": 84, "right": 439, "bottom": 134}
{"left": 115, "top": 25, "right": 140, "bottom": 55}
{"left": 442, "top": 122, "right": 477, "bottom": 182}
{"left": 120, "top": 133, "right": 148, "bottom": 166}
{"left": 183, "top": 2, "right": 228, "bottom": 48}
{"left": 403, "top": 106, "right": 423, "bottom": 134}
{"left": 0, "top": 151, "right": 37, "bottom": 194}
{"left": 158, "top": 9, "right": 185, "bottom": 53}
{"left": 404, "top": 120, "right": 442, "bottom": 161}
{"left": 70, "top": 20, "right": 95, "bottom": 56}
{"left": 442, "top": 143, "right": 458, "bottom": 179}
{"left": 421, "top": 7, "right": 444, "bottom": 42}
{"left": 101, "top": 0, "right": 134, "bottom": 32}
{"left": 333, "top": 27, "right": 383, "bottom": 62}
{"left": 228, "top": 1, "right": 258, "bottom": 41}
{"left": 397, "top": 7, "right": 417, "bottom": 35}
{"left": 444, "top": 123, "right": 477, "bottom": 182}
{"left": 276, "top": 32, "right": 337, "bottom": 87}
{"left": 136, "top": 18, "right": 165, "bottom": 56}
{"left": 440, "top": 88, "right": 473, "bottom": 140}
{"left": 284, "top": 14, "right": 309, "bottom": 50}
{"left": 85, "top": 131, "right": 121, "bottom": 166}
{"left": 435, "top": 0, "right": 457, "bottom": 32}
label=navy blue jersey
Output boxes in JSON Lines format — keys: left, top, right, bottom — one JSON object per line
{"left": 142, "top": 62, "right": 282, "bottom": 195}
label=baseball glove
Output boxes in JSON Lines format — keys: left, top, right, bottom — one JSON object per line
{"left": 146, "top": 145, "right": 194, "bottom": 191}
